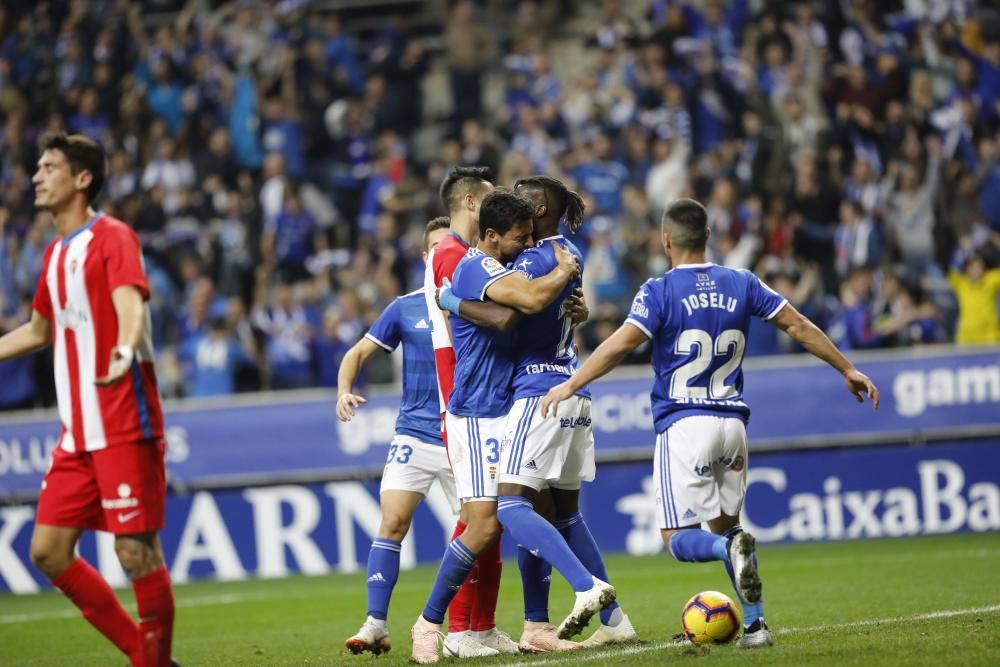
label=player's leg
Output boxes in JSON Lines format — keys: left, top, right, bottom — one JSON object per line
{"left": 98, "top": 440, "right": 174, "bottom": 667}
{"left": 32, "top": 445, "right": 141, "bottom": 663}
{"left": 412, "top": 415, "right": 501, "bottom": 663}
{"left": 349, "top": 437, "right": 440, "bottom": 654}
{"left": 116, "top": 532, "right": 174, "bottom": 667}
{"left": 463, "top": 416, "right": 504, "bottom": 646}
{"left": 550, "top": 397, "right": 635, "bottom": 645}
{"left": 551, "top": 488, "right": 637, "bottom": 647}
{"left": 346, "top": 489, "right": 423, "bottom": 655}
{"left": 711, "top": 419, "right": 771, "bottom": 648}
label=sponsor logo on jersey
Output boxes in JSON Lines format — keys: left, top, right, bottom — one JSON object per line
{"left": 730, "top": 455, "right": 745, "bottom": 472}
{"left": 695, "top": 273, "right": 717, "bottom": 291}
{"left": 630, "top": 289, "right": 649, "bottom": 318}
{"left": 481, "top": 256, "right": 507, "bottom": 277}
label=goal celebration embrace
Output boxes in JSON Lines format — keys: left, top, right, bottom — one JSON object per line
{"left": 2, "top": 2, "right": 1000, "bottom": 666}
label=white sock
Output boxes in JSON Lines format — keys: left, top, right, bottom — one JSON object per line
{"left": 604, "top": 607, "right": 624, "bottom": 628}
{"left": 366, "top": 616, "right": 388, "bottom": 632}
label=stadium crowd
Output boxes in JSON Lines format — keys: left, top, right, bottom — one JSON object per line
{"left": 1, "top": 0, "right": 999, "bottom": 408}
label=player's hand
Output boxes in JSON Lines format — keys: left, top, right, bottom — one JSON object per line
{"left": 551, "top": 241, "right": 580, "bottom": 279}
{"left": 844, "top": 368, "right": 879, "bottom": 409}
{"left": 565, "top": 288, "right": 589, "bottom": 326}
{"left": 337, "top": 393, "right": 367, "bottom": 421}
{"left": 95, "top": 346, "right": 133, "bottom": 386}
{"left": 540, "top": 381, "right": 574, "bottom": 418}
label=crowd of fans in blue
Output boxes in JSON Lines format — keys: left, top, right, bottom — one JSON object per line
{"left": 1, "top": 0, "right": 998, "bottom": 408}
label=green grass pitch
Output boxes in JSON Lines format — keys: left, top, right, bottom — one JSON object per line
{"left": 1, "top": 532, "right": 998, "bottom": 666}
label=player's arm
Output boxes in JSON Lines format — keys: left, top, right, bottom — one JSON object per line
{"left": 96, "top": 285, "right": 145, "bottom": 386}
{"left": 485, "top": 241, "right": 579, "bottom": 314}
{"left": 770, "top": 303, "right": 880, "bottom": 408}
{"left": 336, "top": 337, "right": 382, "bottom": 421}
{"left": 0, "top": 310, "right": 52, "bottom": 362}
{"left": 437, "top": 286, "right": 521, "bottom": 332}
{"left": 540, "top": 322, "right": 648, "bottom": 417}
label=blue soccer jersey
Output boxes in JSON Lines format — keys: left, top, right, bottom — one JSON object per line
{"left": 365, "top": 289, "right": 443, "bottom": 445}
{"left": 511, "top": 235, "right": 591, "bottom": 400}
{"left": 448, "top": 248, "right": 517, "bottom": 418}
{"left": 625, "top": 263, "right": 788, "bottom": 432}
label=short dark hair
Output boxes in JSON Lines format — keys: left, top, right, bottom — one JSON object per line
{"left": 38, "top": 132, "right": 106, "bottom": 204}
{"left": 662, "top": 198, "right": 709, "bottom": 252}
{"left": 478, "top": 189, "right": 534, "bottom": 240}
{"left": 423, "top": 216, "right": 451, "bottom": 251}
{"left": 514, "top": 174, "right": 587, "bottom": 232}
{"left": 440, "top": 166, "right": 493, "bottom": 213}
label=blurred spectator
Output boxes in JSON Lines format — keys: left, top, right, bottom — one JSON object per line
{"left": 178, "top": 316, "right": 254, "bottom": 397}
{"left": 5, "top": 0, "right": 1000, "bottom": 409}
{"left": 948, "top": 253, "right": 1000, "bottom": 345}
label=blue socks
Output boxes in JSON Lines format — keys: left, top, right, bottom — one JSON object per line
{"left": 497, "top": 496, "right": 594, "bottom": 593}
{"left": 556, "top": 512, "right": 621, "bottom": 625}
{"left": 422, "top": 539, "right": 479, "bottom": 624}
{"left": 517, "top": 547, "right": 552, "bottom": 622}
{"left": 720, "top": 525, "right": 764, "bottom": 628}
{"left": 366, "top": 538, "right": 401, "bottom": 620}
{"left": 668, "top": 529, "right": 728, "bottom": 562}
{"left": 670, "top": 526, "right": 765, "bottom": 629}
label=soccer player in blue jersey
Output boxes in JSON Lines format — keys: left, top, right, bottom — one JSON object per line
{"left": 410, "top": 189, "right": 591, "bottom": 664}
{"left": 541, "top": 199, "right": 880, "bottom": 649}
{"left": 438, "top": 176, "right": 627, "bottom": 651}
{"left": 339, "top": 218, "right": 458, "bottom": 656}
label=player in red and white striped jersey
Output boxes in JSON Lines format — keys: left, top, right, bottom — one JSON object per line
{"left": 0, "top": 133, "right": 175, "bottom": 667}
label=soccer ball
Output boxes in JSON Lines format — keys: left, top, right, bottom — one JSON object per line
{"left": 680, "top": 591, "right": 742, "bottom": 644}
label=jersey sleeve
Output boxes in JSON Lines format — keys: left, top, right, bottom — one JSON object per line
{"left": 747, "top": 273, "right": 788, "bottom": 320}
{"left": 624, "top": 280, "right": 663, "bottom": 338}
{"left": 458, "top": 254, "right": 515, "bottom": 301}
{"left": 103, "top": 223, "right": 150, "bottom": 300}
{"left": 31, "top": 242, "right": 57, "bottom": 321}
{"left": 365, "top": 298, "right": 402, "bottom": 352}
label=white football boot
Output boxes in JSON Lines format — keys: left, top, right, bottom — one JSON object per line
{"left": 557, "top": 576, "right": 617, "bottom": 639}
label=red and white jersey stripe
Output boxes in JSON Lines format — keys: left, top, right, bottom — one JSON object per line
{"left": 422, "top": 231, "right": 470, "bottom": 417}
{"left": 32, "top": 213, "right": 164, "bottom": 452}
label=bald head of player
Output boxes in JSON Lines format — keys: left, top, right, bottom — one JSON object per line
{"left": 440, "top": 166, "right": 494, "bottom": 246}
{"left": 661, "top": 198, "right": 709, "bottom": 267}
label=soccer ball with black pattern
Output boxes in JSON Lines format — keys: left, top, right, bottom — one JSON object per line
{"left": 680, "top": 591, "right": 742, "bottom": 644}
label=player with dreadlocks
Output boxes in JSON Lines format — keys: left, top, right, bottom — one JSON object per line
{"left": 438, "top": 175, "right": 637, "bottom": 650}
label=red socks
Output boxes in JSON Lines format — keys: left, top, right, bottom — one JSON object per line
{"left": 52, "top": 559, "right": 139, "bottom": 659}
{"left": 132, "top": 566, "right": 175, "bottom": 667}
{"left": 446, "top": 521, "right": 505, "bottom": 633}
{"left": 470, "top": 537, "right": 502, "bottom": 632}
{"left": 447, "top": 521, "right": 474, "bottom": 633}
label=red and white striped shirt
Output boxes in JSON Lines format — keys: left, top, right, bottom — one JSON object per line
{"left": 423, "top": 231, "right": 471, "bottom": 418}
{"left": 32, "top": 213, "right": 164, "bottom": 452}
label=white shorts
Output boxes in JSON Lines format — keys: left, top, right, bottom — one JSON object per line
{"left": 654, "top": 415, "right": 748, "bottom": 529}
{"left": 380, "top": 435, "right": 460, "bottom": 514}
{"left": 499, "top": 395, "right": 595, "bottom": 491}
{"left": 444, "top": 412, "right": 506, "bottom": 502}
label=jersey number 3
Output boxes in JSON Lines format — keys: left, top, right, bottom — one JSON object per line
{"left": 670, "top": 329, "right": 746, "bottom": 400}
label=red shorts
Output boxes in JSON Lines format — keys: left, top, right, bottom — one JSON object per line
{"left": 36, "top": 439, "right": 166, "bottom": 535}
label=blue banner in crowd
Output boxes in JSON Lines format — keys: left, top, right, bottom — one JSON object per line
{"left": 1, "top": 348, "right": 998, "bottom": 497}
{"left": 1, "top": 439, "right": 998, "bottom": 593}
